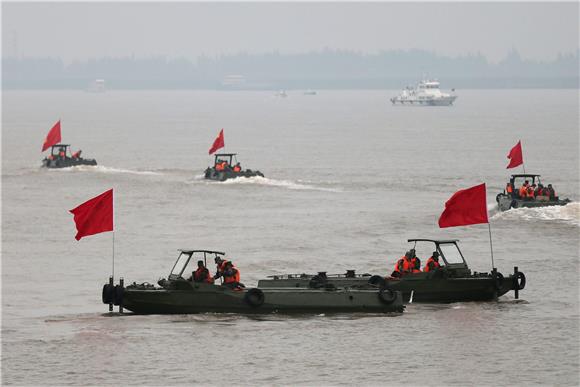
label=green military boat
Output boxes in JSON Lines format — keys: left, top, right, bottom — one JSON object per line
{"left": 496, "top": 174, "right": 570, "bottom": 211}
{"left": 102, "top": 250, "right": 404, "bottom": 314}
{"left": 258, "top": 239, "right": 526, "bottom": 303}
{"left": 204, "top": 153, "right": 264, "bottom": 181}
{"left": 42, "top": 144, "right": 97, "bottom": 168}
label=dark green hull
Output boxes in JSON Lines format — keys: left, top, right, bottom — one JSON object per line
{"left": 204, "top": 167, "right": 264, "bottom": 181}
{"left": 117, "top": 282, "right": 404, "bottom": 314}
{"left": 258, "top": 270, "right": 524, "bottom": 303}
{"left": 42, "top": 157, "right": 97, "bottom": 168}
{"left": 496, "top": 193, "right": 570, "bottom": 212}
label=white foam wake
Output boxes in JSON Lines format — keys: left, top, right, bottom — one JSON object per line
{"left": 491, "top": 202, "right": 579, "bottom": 226}
{"left": 216, "top": 176, "right": 341, "bottom": 192}
{"left": 49, "top": 165, "right": 162, "bottom": 176}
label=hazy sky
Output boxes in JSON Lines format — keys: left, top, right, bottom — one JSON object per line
{"left": 2, "top": 2, "right": 579, "bottom": 63}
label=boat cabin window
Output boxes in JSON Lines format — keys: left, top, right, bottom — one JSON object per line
{"left": 170, "top": 252, "right": 192, "bottom": 277}
{"left": 438, "top": 243, "right": 465, "bottom": 265}
{"left": 513, "top": 176, "right": 539, "bottom": 187}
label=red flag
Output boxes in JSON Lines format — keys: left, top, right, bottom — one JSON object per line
{"left": 69, "top": 189, "right": 113, "bottom": 240}
{"left": 42, "top": 120, "right": 62, "bottom": 152}
{"left": 438, "top": 183, "right": 489, "bottom": 228}
{"left": 506, "top": 141, "right": 523, "bottom": 169}
{"left": 208, "top": 129, "right": 225, "bottom": 155}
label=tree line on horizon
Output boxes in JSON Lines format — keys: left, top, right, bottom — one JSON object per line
{"left": 3, "top": 48, "right": 579, "bottom": 89}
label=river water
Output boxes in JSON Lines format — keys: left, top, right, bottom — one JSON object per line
{"left": 2, "top": 89, "right": 579, "bottom": 385}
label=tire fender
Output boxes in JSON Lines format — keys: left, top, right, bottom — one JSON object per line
{"left": 102, "top": 284, "right": 114, "bottom": 304}
{"left": 244, "top": 288, "right": 265, "bottom": 307}
{"left": 378, "top": 287, "right": 397, "bottom": 305}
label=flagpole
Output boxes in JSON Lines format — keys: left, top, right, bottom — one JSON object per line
{"left": 487, "top": 223, "right": 495, "bottom": 269}
{"left": 112, "top": 231, "right": 115, "bottom": 280}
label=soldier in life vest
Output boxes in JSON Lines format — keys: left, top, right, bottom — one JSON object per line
{"left": 213, "top": 256, "right": 230, "bottom": 281}
{"left": 222, "top": 261, "right": 242, "bottom": 289}
{"left": 233, "top": 162, "right": 242, "bottom": 172}
{"left": 547, "top": 184, "right": 556, "bottom": 200}
{"left": 506, "top": 183, "right": 514, "bottom": 197}
{"left": 410, "top": 250, "right": 421, "bottom": 273}
{"left": 528, "top": 184, "right": 537, "bottom": 199}
{"left": 72, "top": 150, "right": 82, "bottom": 159}
{"left": 519, "top": 180, "right": 529, "bottom": 199}
{"left": 215, "top": 160, "right": 225, "bottom": 171}
{"left": 391, "top": 250, "right": 413, "bottom": 278}
{"left": 424, "top": 252, "right": 442, "bottom": 272}
{"left": 192, "top": 260, "right": 214, "bottom": 284}
{"left": 59, "top": 147, "right": 66, "bottom": 160}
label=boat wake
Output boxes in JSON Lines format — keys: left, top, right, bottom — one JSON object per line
{"left": 205, "top": 176, "right": 342, "bottom": 192}
{"left": 49, "top": 165, "right": 162, "bottom": 176}
{"left": 491, "top": 202, "right": 579, "bottom": 226}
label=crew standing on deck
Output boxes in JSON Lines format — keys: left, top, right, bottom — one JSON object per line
{"left": 519, "top": 180, "right": 529, "bottom": 199}
{"left": 222, "top": 261, "right": 242, "bottom": 289}
{"left": 214, "top": 256, "right": 230, "bottom": 280}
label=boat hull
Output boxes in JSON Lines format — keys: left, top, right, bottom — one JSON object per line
{"left": 116, "top": 282, "right": 404, "bottom": 314}
{"left": 258, "top": 269, "right": 524, "bottom": 303}
{"left": 391, "top": 95, "right": 457, "bottom": 106}
{"left": 204, "top": 167, "right": 264, "bottom": 181}
{"left": 42, "top": 158, "right": 97, "bottom": 169}
{"left": 496, "top": 193, "right": 570, "bottom": 212}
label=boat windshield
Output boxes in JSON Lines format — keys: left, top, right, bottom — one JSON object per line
{"left": 170, "top": 252, "right": 192, "bottom": 277}
{"left": 438, "top": 243, "right": 465, "bottom": 264}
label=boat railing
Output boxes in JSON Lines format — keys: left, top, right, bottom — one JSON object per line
{"left": 266, "top": 272, "right": 372, "bottom": 280}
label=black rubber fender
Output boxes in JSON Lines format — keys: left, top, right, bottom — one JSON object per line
{"left": 368, "top": 275, "right": 386, "bottom": 288}
{"left": 102, "top": 284, "right": 114, "bottom": 304}
{"left": 514, "top": 272, "right": 526, "bottom": 290}
{"left": 378, "top": 287, "right": 397, "bottom": 305}
{"left": 496, "top": 193, "right": 503, "bottom": 203}
{"left": 244, "top": 288, "right": 265, "bottom": 307}
{"left": 113, "top": 285, "right": 124, "bottom": 306}
{"left": 495, "top": 272, "right": 504, "bottom": 290}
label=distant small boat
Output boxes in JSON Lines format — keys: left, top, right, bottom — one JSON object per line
{"left": 391, "top": 79, "right": 457, "bottom": 106}
{"left": 275, "top": 90, "right": 288, "bottom": 98}
{"left": 86, "top": 79, "right": 106, "bottom": 93}
{"left": 303, "top": 89, "right": 317, "bottom": 95}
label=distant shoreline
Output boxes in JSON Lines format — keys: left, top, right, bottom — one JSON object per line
{"left": 3, "top": 78, "right": 579, "bottom": 91}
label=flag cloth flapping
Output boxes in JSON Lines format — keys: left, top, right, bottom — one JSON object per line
{"left": 69, "top": 189, "right": 113, "bottom": 240}
{"left": 506, "top": 140, "right": 523, "bottom": 169}
{"left": 208, "top": 129, "right": 225, "bottom": 155}
{"left": 42, "top": 120, "right": 62, "bottom": 152}
{"left": 438, "top": 183, "right": 489, "bottom": 228}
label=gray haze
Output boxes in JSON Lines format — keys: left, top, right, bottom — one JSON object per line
{"left": 2, "top": 2, "right": 579, "bottom": 63}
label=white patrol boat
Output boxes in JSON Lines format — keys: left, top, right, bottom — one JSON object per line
{"left": 391, "top": 79, "right": 457, "bottom": 106}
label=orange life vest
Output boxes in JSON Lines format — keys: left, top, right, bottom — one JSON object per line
{"left": 233, "top": 165, "right": 241, "bottom": 172}
{"left": 410, "top": 257, "right": 421, "bottom": 271}
{"left": 215, "top": 162, "right": 224, "bottom": 171}
{"left": 506, "top": 184, "right": 513, "bottom": 193}
{"left": 519, "top": 186, "right": 527, "bottom": 198}
{"left": 193, "top": 267, "right": 214, "bottom": 284}
{"left": 224, "top": 267, "right": 240, "bottom": 284}
{"left": 527, "top": 186, "right": 535, "bottom": 198}
{"left": 394, "top": 256, "right": 412, "bottom": 274}
{"left": 424, "top": 257, "right": 441, "bottom": 272}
